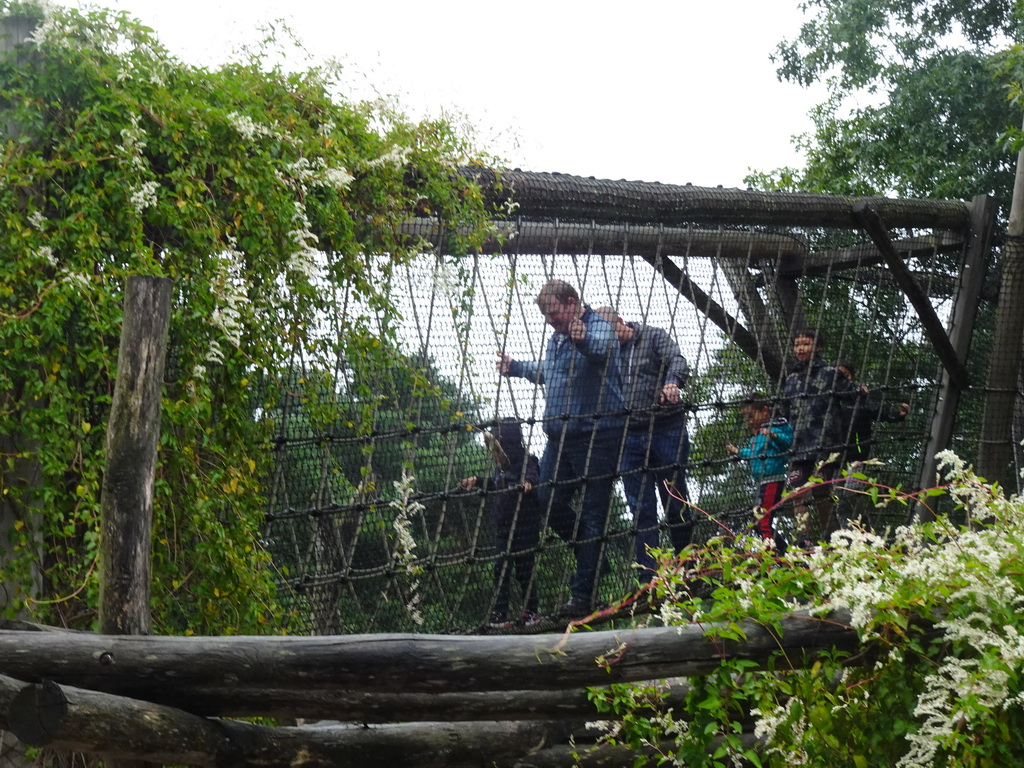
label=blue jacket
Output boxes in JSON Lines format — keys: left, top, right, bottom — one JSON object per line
{"left": 506, "top": 306, "right": 626, "bottom": 437}
{"left": 737, "top": 417, "right": 793, "bottom": 484}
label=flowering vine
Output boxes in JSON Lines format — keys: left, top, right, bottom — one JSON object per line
{"left": 584, "top": 454, "right": 1024, "bottom": 767}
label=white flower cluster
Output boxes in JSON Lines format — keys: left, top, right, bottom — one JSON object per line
{"left": 285, "top": 157, "right": 355, "bottom": 191}
{"left": 24, "top": 3, "right": 70, "bottom": 49}
{"left": 286, "top": 205, "right": 321, "bottom": 283}
{"left": 117, "top": 115, "right": 160, "bottom": 214}
{"left": 193, "top": 241, "right": 248, "bottom": 380}
{"left": 27, "top": 4, "right": 141, "bottom": 56}
{"left": 793, "top": 453, "right": 1024, "bottom": 765}
{"left": 753, "top": 697, "right": 810, "bottom": 765}
{"left": 390, "top": 469, "right": 425, "bottom": 626}
{"left": 210, "top": 253, "right": 245, "bottom": 348}
{"left": 119, "top": 115, "right": 148, "bottom": 170}
{"left": 367, "top": 145, "right": 412, "bottom": 169}
{"left": 128, "top": 180, "right": 159, "bottom": 214}
{"left": 60, "top": 270, "right": 90, "bottom": 290}
{"left": 34, "top": 245, "right": 56, "bottom": 267}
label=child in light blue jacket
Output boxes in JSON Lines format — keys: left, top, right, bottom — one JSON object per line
{"left": 727, "top": 393, "right": 794, "bottom": 541}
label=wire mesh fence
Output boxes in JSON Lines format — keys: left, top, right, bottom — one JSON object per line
{"left": 263, "top": 188, "right": 990, "bottom": 635}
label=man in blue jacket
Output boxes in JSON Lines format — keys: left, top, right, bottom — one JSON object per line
{"left": 498, "top": 280, "right": 626, "bottom": 617}
{"left": 595, "top": 307, "right": 692, "bottom": 585}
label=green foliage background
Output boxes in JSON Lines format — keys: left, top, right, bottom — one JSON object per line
{"left": 0, "top": 2, "right": 491, "bottom": 633}
{"left": 752, "top": 0, "right": 1023, "bottom": 207}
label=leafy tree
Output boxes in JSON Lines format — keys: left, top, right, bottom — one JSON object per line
{"left": 0, "top": 2, "right": 490, "bottom": 633}
{"left": 747, "top": 0, "right": 1022, "bottom": 206}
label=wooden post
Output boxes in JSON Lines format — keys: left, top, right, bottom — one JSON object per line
{"left": 98, "top": 276, "right": 172, "bottom": 636}
{"left": 919, "top": 194, "right": 997, "bottom": 505}
{"left": 980, "top": 119, "right": 1024, "bottom": 488}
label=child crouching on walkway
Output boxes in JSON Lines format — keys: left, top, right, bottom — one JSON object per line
{"left": 460, "top": 418, "right": 542, "bottom": 628}
{"left": 726, "top": 393, "right": 793, "bottom": 546}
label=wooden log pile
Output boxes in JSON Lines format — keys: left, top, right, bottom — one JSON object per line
{"left": 0, "top": 610, "right": 861, "bottom": 767}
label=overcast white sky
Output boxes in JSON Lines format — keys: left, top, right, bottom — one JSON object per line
{"left": 58, "top": 0, "right": 826, "bottom": 188}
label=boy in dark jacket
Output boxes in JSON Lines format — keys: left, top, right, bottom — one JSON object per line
{"left": 460, "top": 418, "right": 542, "bottom": 628}
{"left": 780, "top": 328, "right": 857, "bottom": 543}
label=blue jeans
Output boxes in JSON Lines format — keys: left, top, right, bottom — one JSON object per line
{"left": 538, "top": 429, "right": 620, "bottom": 606}
{"left": 620, "top": 423, "right": 691, "bottom": 583}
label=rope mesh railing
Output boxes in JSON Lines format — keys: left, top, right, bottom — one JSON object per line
{"left": 262, "top": 179, "right": 987, "bottom": 636}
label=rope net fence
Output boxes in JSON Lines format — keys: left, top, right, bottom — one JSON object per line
{"left": 262, "top": 174, "right": 993, "bottom": 636}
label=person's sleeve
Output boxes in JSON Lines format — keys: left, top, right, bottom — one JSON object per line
{"left": 857, "top": 392, "right": 904, "bottom": 423}
{"left": 525, "top": 455, "right": 541, "bottom": 488}
{"left": 576, "top": 313, "right": 616, "bottom": 361}
{"left": 770, "top": 423, "right": 794, "bottom": 450}
{"left": 507, "top": 359, "right": 542, "bottom": 384}
{"left": 833, "top": 370, "right": 859, "bottom": 401}
{"left": 778, "top": 377, "right": 794, "bottom": 419}
{"left": 652, "top": 327, "right": 689, "bottom": 387}
{"left": 878, "top": 403, "right": 908, "bottom": 422}
{"left": 737, "top": 440, "right": 755, "bottom": 459}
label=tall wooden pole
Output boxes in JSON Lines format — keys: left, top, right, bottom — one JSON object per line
{"left": 919, "top": 194, "right": 996, "bottom": 510}
{"left": 98, "top": 276, "right": 172, "bottom": 636}
{"left": 979, "top": 118, "right": 1024, "bottom": 489}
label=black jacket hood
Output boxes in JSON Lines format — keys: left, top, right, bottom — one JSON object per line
{"left": 491, "top": 418, "right": 526, "bottom": 465}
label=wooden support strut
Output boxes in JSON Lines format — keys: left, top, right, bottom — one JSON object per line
{"left": 853, "top": 201, "right": 970, "bottom": 392}
{"left": 0, "top": 611, "right": 861, "bottom": 714}
{"left": 642, "top": 252, "right": 784, "bottom": 381}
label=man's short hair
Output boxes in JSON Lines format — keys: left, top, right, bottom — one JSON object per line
{"left": 836, "top": 361, "right": 855, "bottom": 378}
{"left": 792, "top": 326, "right": 825, "bottom": 349}
{"left": 536, "top": 279, "right": 579, "bottom": 306}
{"left": 739, "top": 392, "right": 772, "bottom": 411}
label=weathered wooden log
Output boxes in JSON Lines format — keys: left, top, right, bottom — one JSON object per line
{"left": 0, "top": 611, "right": 859, "bottom": 708}
{"left": 0, "top": 673, "right": 22, "bottom": 729}
{"left": 402, "top": 218, "right": 809, "bottom": 260}
{"left": 460, "top": 168, "right": 973, "bottom": 230}
{"left": 854, "top": 203, "right": 969, "bottom": 391}
{"left": 99, "top": 275, "right": 172, "bottom": 637}
{"left": 152, "top": 680, "right": 694, "bottom": 722}
{"left": 6, "top": 678, "right": 577, "bottom": 768}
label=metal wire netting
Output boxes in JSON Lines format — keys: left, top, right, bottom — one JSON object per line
{"left": 262, "top": 180, "right": 989, "bottom": 635}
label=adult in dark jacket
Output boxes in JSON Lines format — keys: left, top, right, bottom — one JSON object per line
{"left": 595, "top": 307, "right": 691, "bottom": 584}
{"left": 460, "top": 418, "right": 542, "bottom": 628}
{"left": 836, "top": 362, "right": 910, "bottom": 464}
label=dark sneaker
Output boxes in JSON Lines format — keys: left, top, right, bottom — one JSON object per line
{"left": 555, "top": 598, "right": 592, "bottom": 619}
{"left": 487, "top": 613, "right": 511, "bottom": 629}
{"left": 520, "top": 610, "right": 542, "bottom": 627}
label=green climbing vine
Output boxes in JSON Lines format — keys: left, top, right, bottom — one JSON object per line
{"left": 0, "top": 1, "right": 492, "bottom": 633}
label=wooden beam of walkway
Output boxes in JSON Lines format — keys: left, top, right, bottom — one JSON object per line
{"left": 461, "top": 168, "right": 973, "bottom": 230}
{"left": 5, "top": 676, "right": 573, "bottom": 768}
{"left": 0, "top": 611, "right": 858, "bottom": 711}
